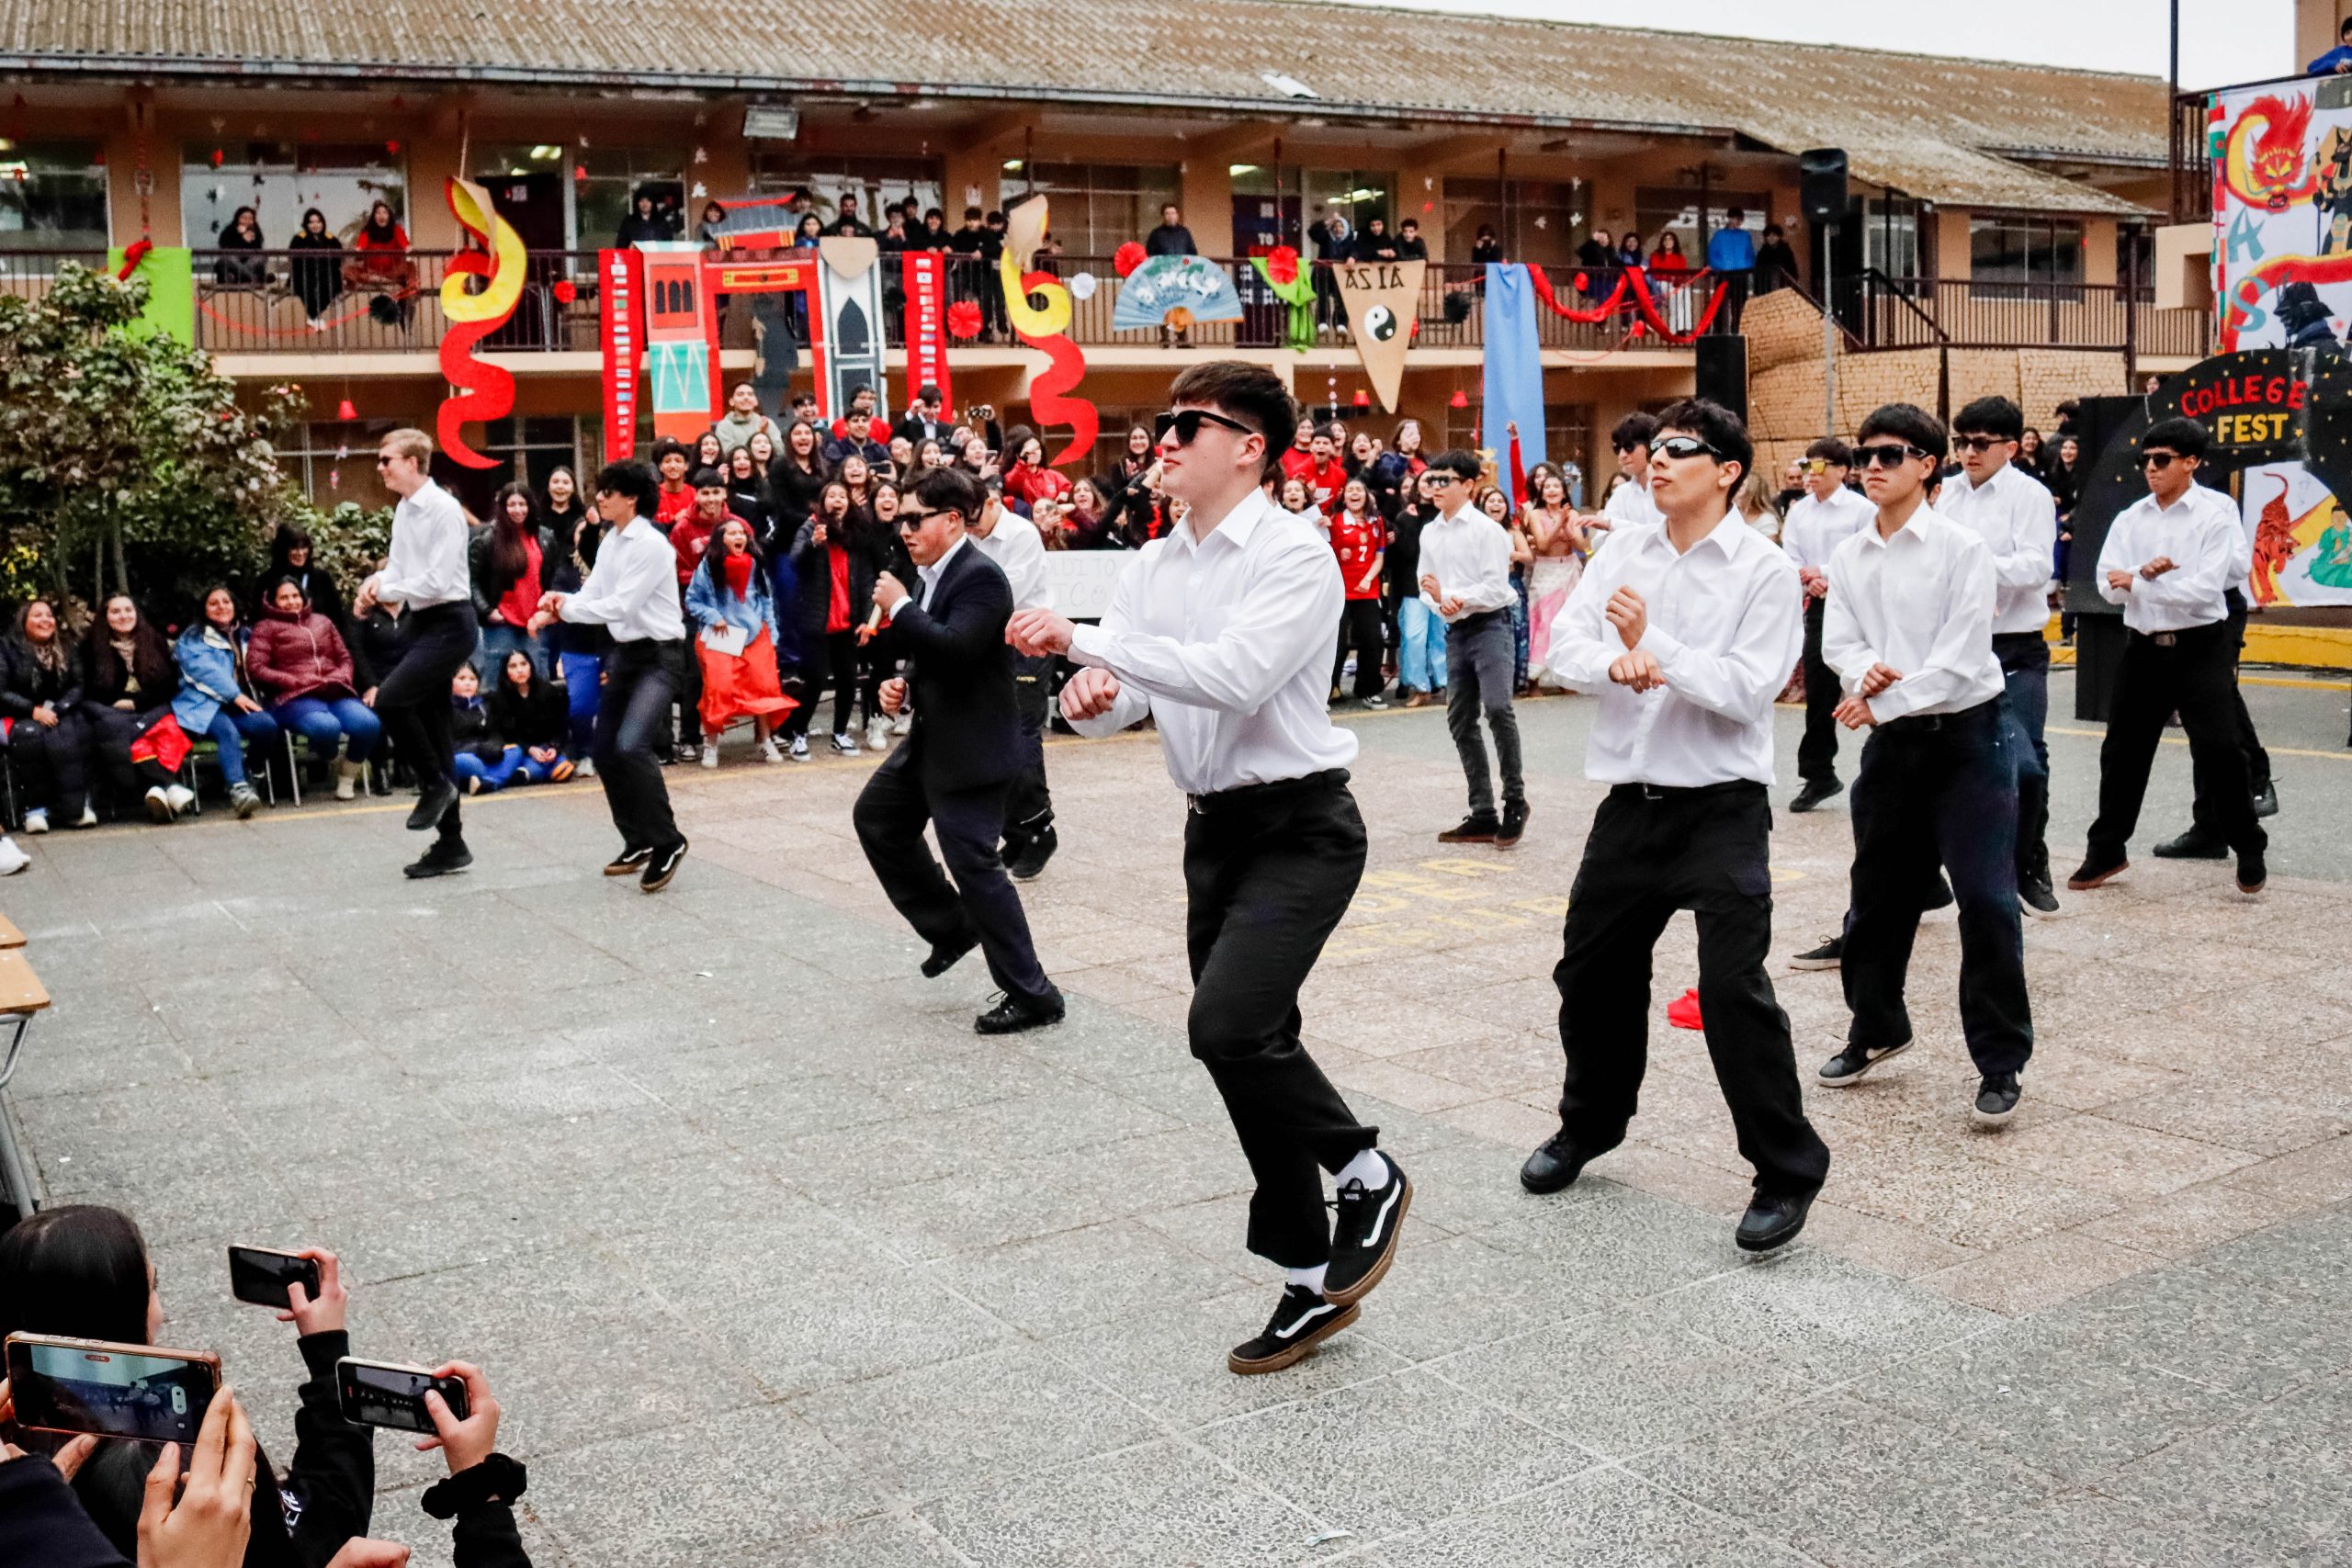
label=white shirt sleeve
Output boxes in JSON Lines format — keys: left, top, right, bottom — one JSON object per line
{"left": 1991, "top": 479, "right": 2059, "bottom": 591}
{"left": 1642, "top": 553, "right": 1804, "bottom": 723}
{"left": 1820, "top": 544, "right": 1879, "bottom": 693}
{"left": 2136, "top": 500, "right": 2244, "bottom": 619}
{"left": 562, "top": 525, "right": 664, "bottom": 630}
{"left": 1868, "top": 538, "right": 1996, "bottom": 723}
{"left": 1069, "top": 533, "right": 1340, "bottom": 716}
{"left": 2096, "top": 508, "right": 2138, "bottom": 608}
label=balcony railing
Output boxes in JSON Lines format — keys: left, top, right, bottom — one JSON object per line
{"left": 1847, "top": 275, "right": 2211, "bottom": 360}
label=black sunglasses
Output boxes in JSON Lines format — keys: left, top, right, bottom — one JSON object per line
{"left": 898, "top": 507, "right": 957, "bottom": 531}
{"left": 1649, "top": 434, "right": 1728, "bottom": 462}
{"left": 2140, "top": 451, "right": 2181, "bottom": 469}
{"left": 1953, "top": 434, "right": 2012, "bottom": 454}
{"left": 1154, "top": 409, "right": 1258, "bottom": 446}
{"left": 1853, "top": 442, "right": 1932, "bottom": 468}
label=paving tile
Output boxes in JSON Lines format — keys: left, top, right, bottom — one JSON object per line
{"left": 917, "top": 1220, "right": 1250, "bottom": 1337}
{"left": 921, "top": 1438, "right": 1317, "bottom": 1567}
{"left": 1918, "top": 1230, "right": 2163, "bottom": 1315}
{"left": 2072, "top": 1180, "right": 2309, "bottom": 1261}
{"left": 1352, "top": 1231, "right": 1620, "bottom": 1364}
{"left": 1379, "top": 1467, "right": 1814, "bottom": 1568}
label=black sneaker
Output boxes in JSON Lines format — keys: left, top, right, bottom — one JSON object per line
{"left": 1520, "top": 1131, "right": 1596, "bottom": 1193}
{"left": 1921, "top": 874, "right": 1955, "bottom": 914}
{"left": 1495, "top": 801, "right": 1531, "bottom": 848}
{"left": 640, "top": 837, "right": 688, "bottom": 894}
{"left": 2066, "top": 854, "right": 2129, "bottom": 890}
{"left": 604, "top": 845, "right": 652, "bottom": 877}
{"left": 1790, "top": 934, "right": 1844, "bottom": 971}
{"left": 2019, "top": 877, "right": 2060, "bottom": 919}
{"left": 406, "top": 778, "right": 458, "bottom": 831}
{"left": 1008, "top": 826, "right": 1057, "bottom": 881}
{"left": 1789, "top": 777, "right": 1843, "bottom": 813}
{"left": 976, "top": 988, "right": 1065, "bottom": 1035}
{"left": 1736, "top": 1188, "right": 1817, "bottom": 1253}
{"left": 1818, "top": 1038, "right": 1912, "bottom": 1086}
{"left": 1972, "top": 1071, "right": 2021, "bottom": 1126}
{"left": 1324, "top": 1153, "right": 1410, "bottom": 1306}
{"left": 1226, "top": 1285, "right": 1359, "bottom": 1376}
{"left": 2153, "top": 828, "right": 2228, "bottom": 861}
{"left": 2237, "top": 849, "right": 2267, "bottom": 897}
{"left": 2254, "top": 784, "right": 2279, "bottom": 819}
{"left": 402, "top": 840, "right": 472, "bottom": 880}
{"left": 1438, "top": 812, "right": 1501, "bottom": 844}
{"left": 922, "top": 932, "right": 978, "bottom": 978}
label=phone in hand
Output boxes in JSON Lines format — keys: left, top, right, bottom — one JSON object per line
{"left": 336, "top": 1358, "right": 469, "bottom": 1433}
{"left": 229, "top": 1245, "right": 322, "bottom": 1309}
{"left": 4, "top": 1332, "right": 221, "bottom": 1445}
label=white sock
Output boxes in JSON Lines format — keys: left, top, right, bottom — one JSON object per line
{"left": 1285, "top": 1263, "right": 1329, "bottom": 1295}
{"left": 1336, "top": 1147, "right": 1390, "bottom": 1190}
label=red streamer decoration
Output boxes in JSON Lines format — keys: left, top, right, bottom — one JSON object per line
{"left": 114, "top": 237, "right": 153, "bottom": 280}
{"left": 1525, "top": 264, "right": 1730, "bottom": 344}
{"left": 1016, "top": 273, "right": 1097, "bottom": 468}
{"left": 437, "top": 319, "right": 514, "bottom": 469}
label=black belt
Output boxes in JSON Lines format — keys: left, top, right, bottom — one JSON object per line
{"left": 1607, "top": 778, "right": 1763, "bottom": 804}
{"left": 1452, "top": 607, "right": 1510, "bottom": 629}
{"left": 2132, "top": 623, "right": 2221, "bottom": 650}
{"left": 1188, "top": 768, "right": 1349, "bottom": 815}
{"left": 1877, "top": 696, "right": 1999, "bottom": 737}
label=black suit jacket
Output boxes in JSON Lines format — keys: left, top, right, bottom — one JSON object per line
{"left": 889, "top": 538, "right": 1020, "bottom": 793}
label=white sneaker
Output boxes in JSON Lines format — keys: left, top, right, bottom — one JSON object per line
{"left": 144, "top": 785, "right": 175, "bottom": 823}
{"left": 890, "top": 713, "right": 912, "bottom": 737}
{"left": 700, "top": 744, "right": 720, "bottom": 770}
{"left": 578, "top": 758, "right": 597, "bottom": 778}
{"left": 0, "top": 836, "right": 28, "bottom": 875}
{"left": 831, "top": 733, "right": 859, "bottom": 755}
{"left": 335, "top": 758, "right": 362, "bottom": 801}
{"left": 865, "top": 717, "right": 891, "bottom": 750}
{"left": 757, "top": 739, "right": 782, "bottom": 764}
{"left": 165, "top": 784, "right": 196, "bottom": 814}
{"left": 74, "top": 805, "right": 96, "bottom": 829}
{"left": 677, "top": 742, "right": 701, "bottom": 765}
{"left": 789, "top": 737, "right": 810, "bottom": 761}
{"left": 23, "top": 809, "right": 47, "bottom": 835}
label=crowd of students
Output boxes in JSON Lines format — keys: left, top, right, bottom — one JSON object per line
{"left": 209, "top": 202, "right": 420, "bottom": 326}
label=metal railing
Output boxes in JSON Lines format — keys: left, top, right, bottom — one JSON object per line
{"left": 1849, "top": 274, "right": 2210, "bottom": 359}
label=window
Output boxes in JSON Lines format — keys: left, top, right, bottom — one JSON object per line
{"left": 1969, "top": 215, "right": 2084, "bottom": 297}
{"left": 1633, "top": 186, "right": 1767, "bottom": 269}
{"left": 0, "top": 140, "right": 108, "bottom": 258}
{"left": 747, "top": 154, "right": 942, "bottom": 236}
{"left": 1017, "top": 164, "right": 1179, "bottom": 257}
{"left": 573, "top": 147, "right": 684, "bottom": 252}
{"left": 181, "top": 142, "right": 405, "bottom": 249}
{"left": 1862, "top": 198, "right": 1921, "bottom": 280}
{"left": 2117, "top": 223, "right": 2155, "bottom": 293}
{"left": 1443, "top": 178, "right": 1586, "bottom": 268}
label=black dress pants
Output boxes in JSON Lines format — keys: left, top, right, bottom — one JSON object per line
{"left": 374, "top": 602, "right": 478, "bottom": 846}
{"left": 2089, "top": 623, "right": 2266, "bottom": 863}
{"left": 83, "top": 705, "right": 175, "bottom": 807}
{"left": 853, "top": 748, "right": 1052, "bottom": 1005}
{"left": 1182, "top": 772, "right": 1379, "bottom": 1268}
{"left": 2191, "top": 589, "right": 2273, "bottom": 833}
{"left": 1841, "top": 700, "right": 2033, "bottom": 1077}
{"left": 594, "top": 640, "right": 684, "bottom": 855}
{"left": 1003, "top": 651, "right": 1054, "bottom": 850}
{"left": 1334, "top": 598, "right": 1385, "bottom": 700}
{"left": 10, "top": 710, "right": 95, "bottom": 819}
{"left": 1796, "top": 594, "right": 1841, "bottom": 786}
{"left": 1555, "top": 781, "right": 1829, "bottom": 1199}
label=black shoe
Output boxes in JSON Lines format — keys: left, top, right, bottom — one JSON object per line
{"left": 402, "top": 840, "right": 472, "bottom": 880}
{"left": 1736, "top": 1188, "right": 1817, "bottom": 1252}
{"left": 1438, "top": 812, "right": 1501, "bottom": 844}
{"left": 1818, "top": 1038, "right": 1912, "bottom": 1086}
{"left": 975, "top": 988, "right": 1065, "bottom": 1035}
{"left": 2019, "top": 876, "right": 2060, "bottom": 919}
{"left": 1520, "top": 1131, "right": 1596, "bottom": 1193}
{"left": 406, "top": 778, "right": 458, "bottom": 831}
{"left": 1972, "top": 1071, "right": 2021, "bottom": 1126}
{"left": 1921, "top": 874, "right": 1954, "bottom": 913}
{"left": 639, "top": 837, "right": 687, "bottom": 894}
{"left": 1789, "top": 777, "right": 1843, "bottom": 813}
{"left": 1495, "top": 801, "right": 1531, "bottom": 848}
{"left": 2066, "top": 854, "right": 2130, "bottom": 890}
{"left": 1226, "top": 1284, "right": 1359, "bottom": 1376}
{"left": 1790, "top": 934, "right": 1844, "bottom": 971}
{"left": 2153, "top": 828, "right": 2228, "bottom": 861}
{"left": 921, "top": 933, "right": 978, "bottom": 978}
{"left": 2237, "top": 849, "right": 2267, "bottom": 897}
{"left": 2254, "top": 784, "right": 2279, "bottom": 819}
{"left": 604, "top": 845, "right": 652, "bottom": 876}
{"left": 1008, "top": 827, "right": 1057, "bottom": 881}
{"left": 1324, "top": 1153, "right": 1410, "bottom": 1307}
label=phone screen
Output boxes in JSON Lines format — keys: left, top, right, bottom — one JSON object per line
{"left": 4, "top": 1337, "right": 219, "bottom": 1444}
{"left": 228, "top": 1247, "right": 321, "bottom": 1309}
{"left": 336, "top": 1359, "right": 468, "bottom": 1433}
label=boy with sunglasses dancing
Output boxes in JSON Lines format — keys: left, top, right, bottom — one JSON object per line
{"left": 1816, "top": 403, "right": 2033, "bottom": 1129}
{"left": 1780, "top": 437, "right": 1875, "bottom": 814}
{"left": 1418, "top": 449, "right": 1530, "bottom": 847}
{"left": 1008, "top": 364, "right": 1410, "bottom": 1375}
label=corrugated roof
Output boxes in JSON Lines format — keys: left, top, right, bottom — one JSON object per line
{"left": 0, "top": 0, "right": 2165, "bottom": 214}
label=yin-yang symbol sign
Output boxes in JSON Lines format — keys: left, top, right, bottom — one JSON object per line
{"left": 1363, "top": 304, "right": 1397, "bottom": 341}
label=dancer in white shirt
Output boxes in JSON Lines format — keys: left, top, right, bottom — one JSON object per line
{"left": 1523, "top": 397, "right": 1828, "bottom": 1250}
{"left": 1583, "top": 412, "right": 1664, "bottom": 539}
{"left": 966, "top": 490, "right": 1059, "bottom": 880}
{"left": 2071, "top": 417, "right": 2267, "bottom": 897}
{"left": 1418, "top": 451, "right": 1530, "bottom": 847}
{"left": 1008, "top": 362, "right": 1409, "bottom": 1377}
{"left": 355, "top": 428, "right": 480, "bottom": 880}
{"left": 1779, "top": 438, "right": 1877, "bottom": 813}
{"left": 1815, "top": 403, "right": 2033, "bottom": 1127}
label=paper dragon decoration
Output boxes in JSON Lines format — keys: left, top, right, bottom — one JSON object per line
{"left": 999, "top": 195, "right": 1097, "bottom": 466}
{"left": 436, "top": 175, "right": 527, "bottom": 468}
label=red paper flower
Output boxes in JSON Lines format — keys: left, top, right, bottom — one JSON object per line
{"left": 551, "top": 278, "right": 577, "bottom": 304}
{"left": 1572, "top": 271, "right": 1589, "bottom": 293}
{"left": 1264, "top": 245, "right": 1300, "bottom": 286}
{"left": 947, "top": 300, "right": 983, "bottom": 339}
{"left": 1113, "top": 242, "right": 1147, "bottom": 278}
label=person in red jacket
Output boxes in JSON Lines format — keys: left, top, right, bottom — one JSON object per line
{"left": 1329, "top": 477, "right": 1388, "bottom": 706}
{"left": 999, "top": 431, "right": 1072, "bottom": 511}
{"left": 1277, "top": 422, "right": 1317, "bottom": 487}
{"left": 651, "top": 439, "right": 696, "bottom": 529}
{"left": 247, "top": 577, "right": 383, "bottom": 797}
{"left": 1300, "top": 428, "right": 1349, "bottom": 513}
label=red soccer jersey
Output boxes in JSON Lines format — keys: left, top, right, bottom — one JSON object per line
{"left": 1330, "top": 511, "right": 1384, "bottom": 600}
{"left": 1279, "top": 447, "right": 1318, "bottom": 486}
{"left": 1305, "top": 458, "right": 1349, "bottom": 513}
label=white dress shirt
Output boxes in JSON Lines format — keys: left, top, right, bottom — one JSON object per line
{"left": 1067, "top": 490, "right": 1358, "bottom": 794}
{"left": 1602, "top": 477, "right": 1663, "bottom": 532}
{"left": 1416, "top": 504, "right": 1516, "bottom": 621}
{"left": 1781, "top": 485, "right": 1876, "bottom": 575}
{"left": 559, "top": 514, "right": 685, "bottom": 642}
{"left": 1823, "top": 504, "right": 2004, "bottom": 720}
{"left": 1547, "top": 510, "right": 1802, "bottom": 787}
{"left": 2097, "top": 483, "right": 2243, "bottom": 635}
{"left": 912, "top": 533, "right": 970, "bottom": 614}
{"left": 370, "top": 479, "right": 471, "bottom": 608}
{"left": 969, "top": 513, "right": 1053, "bottom": 610}
{"left": 1938, "top": 459, "right": 2058, "bottom": 636}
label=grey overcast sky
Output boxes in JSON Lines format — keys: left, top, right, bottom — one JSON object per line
{"left": 1323, "top": 0, "right": 2294, "bottom": 91}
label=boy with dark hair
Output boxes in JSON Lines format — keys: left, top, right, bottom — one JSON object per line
{"left": 1816, "top": 402, "right": 2033, "bottom": 1129}
{"left": 2072, "top": 416, "right": 2267, "bottom": 896}
{"left": 1781, "top": 434, "right": 1875, "bottom": 813}
{"left": 1525, "top": 397, "right": 1828, "bottom": 1250}
{"left": 1418, "top": 448, "right": 1528, "bottom": 846}
{"left": 1597, "top": 412, "right": 1663, "bottom": 532}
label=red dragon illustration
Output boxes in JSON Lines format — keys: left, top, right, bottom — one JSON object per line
{"left": 2226, "top": 93, "right": 2320, "bottom": 211}
{"left": 2252, "top": 474, "right": 2299, "bottom": 604}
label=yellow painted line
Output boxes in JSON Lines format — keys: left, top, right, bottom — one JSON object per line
{"left": 2240, "top": 672, "right": 2349, "bottom": 689}
{"left": 2046, "top": 725, "right": 2349, "bottom": 762}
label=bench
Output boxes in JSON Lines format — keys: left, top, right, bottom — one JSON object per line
{"left": 0, "top": 943, "right": 49, "bottom": 1221}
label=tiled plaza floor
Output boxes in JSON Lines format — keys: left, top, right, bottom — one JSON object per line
{"left": 5, "top": 677, "right": 2348, "bottom": 1566}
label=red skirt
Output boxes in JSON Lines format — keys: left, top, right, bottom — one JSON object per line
{"left": 696, "top": 625, "right": 798, "bottom": 734}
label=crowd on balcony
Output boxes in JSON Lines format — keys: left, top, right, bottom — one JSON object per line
{"left": 209, "top": 199, "right": 419, "bottom": 326}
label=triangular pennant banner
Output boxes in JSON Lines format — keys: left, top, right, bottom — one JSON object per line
{"left": 1336, "top": 258, "right": 1425, "bottom": 413}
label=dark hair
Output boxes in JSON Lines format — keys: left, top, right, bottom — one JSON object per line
{"left": 83, "top": 594, "right": 174, "bottom": 693}
{"left": 265, "top": 573, "right": 309, "bottom": 607}
{"left": 780, "top": 417, "right": 821, "bottom": 469}
{"left": 1804, "top": 436, "right": 1852, "bottom": 466}
{"left": 361, "top": 202, "right": 401, "bottom": 244}
{"left": 696, "top": 517, "right": 766, "bottom": 603}
{"left": 195, "top": 581, "right": 243, "bottom": 626}
{"left": 899, "top": 465, "right": 986, "bottom": 521}
{"left": 917, "top": 383, "right": 942, "bottom": 403}
{"left": 1764, "top": 223, "right": 1783, "bottom": 239}
{"left": 270, "top": 523, "right": 316, "bottom": 565}
{"left": 651, "top": 438, "right": 690, "bottom": 468}
{"left": 595, "top": 458, "right": 662, "bottom": 516}
{"left": 690, "top": 467, "right": 726, "bottom": 491}
{"left": 1611, "top": 412, "right": 1660, "bottom": 452}
{"left": 1856, "top": 402, "right": 1949, "bottom": 460}
{"left": 1427, "top": 449, "right": 1482, "bottom": 482}
{"left": 1653, "top": 397, "right": 1753, "bottom": 479}
{"left": 1952, "top": 396, "right": 2025, "bottom": 442}
{"left": 0, "top": 1203, "right": 151, "bottom": 1346}
{"left": 1167, "top": 360, "right": 1300, "bottom": 477}
{"left": 300, "top": 207, "right": 329, "bottom": 234}
{"left": 2142, "top": 415, "right": 2209, "bottom": 459}
{"left": 489, "top": 482, "right": 538, "bottom": 592}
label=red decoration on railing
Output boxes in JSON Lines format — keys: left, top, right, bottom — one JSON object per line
{"left": 1113, "top": 242, "right": 1147, "bottom": 279}
{"left": 1263, "top": 245, "right": 1300, "bottom": 286}
{"left": 947, "top": 299, "right": 982, "bottom": 339}
{"left": 551, "top": 278, "right": 576, "bottom": 304}
{"left": 114, "top": 238, "right": 153, "bottom": 281}
{"left": 1524, "top": 264, "right": 1730, "bottom": 344}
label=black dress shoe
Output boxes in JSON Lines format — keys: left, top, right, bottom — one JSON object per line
{"left": 1788, "top": 777, "right": 1843, "bottom": 813}
{"left": 2066, "top": 854, "right": 2129, "bottom": 890}
{"left": 639, "top": 837, "right": 688, "bottom": 894}
{"left": 976, "top": 988, "right": 1065, "bottom": 1035}
{"left": 1227, "top": 1285, "right": 1358, "bottom": 1375}
{"left": 2254, "top": 784, "right": 2279, "bottom": 819}
{"left": 1438, "top": 812, "right": 1500, "bottom": 844}
{"left": 1736, "top": 1188, "right": 1817, "bottom": 1253}
{"left": 2237, "top": 849, "right": 2267, "bottom": 897}
{"left": 1495, "top": 801, "right": 1532, "bottom": 848}
{"left": 1324, "top": 1153, "right": 1410, "bottom": 1306}
{"left": 406, "top": 778, "right": 458, "bottom": 831}
{"left": 922, "top": 933, "right": 978, "bottom": 978}
{"left": 2153, "top": 828, "right": 2229, "bottom": 861}
{"left": 402, "top": 840, "right": 472, "bottom": 879}
{"left": 1008, "top": 827, "right": 1057, "bottom": 881}
{"left": 1520, "top": 1131, "right": 1596, "bottom": 1193}
{"left": 2018, "top": 876, "right": 2060, "bottom": 919}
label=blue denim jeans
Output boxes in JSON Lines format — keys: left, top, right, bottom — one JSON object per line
{"left": 454, "top": 747, "right": 569, "bottom": 790}
{"left": 1396, "top": 599, "right": 1449, "bottom": 694}
{"left": 201, "top": 707, "right": 279, "bottom": 786}
{"left": 271, "top": 695, "right": 383, "bottom": 761}
{"left": 559, "top": 650, "right": 605, "bottom": 759}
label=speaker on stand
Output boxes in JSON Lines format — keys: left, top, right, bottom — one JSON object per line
{"left": 1694, "top": 334, "right": 1748, "bottom": 428}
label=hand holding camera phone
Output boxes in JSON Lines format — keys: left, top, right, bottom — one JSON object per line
{"left": 4, "top": 1332, "right": 222, "bottom": 1445}
{"left": 229, "top": 1245, "right": 345, "bottom": 1337}
{"left": 335, "top": 1359, "right": 469, "bottom": 1435}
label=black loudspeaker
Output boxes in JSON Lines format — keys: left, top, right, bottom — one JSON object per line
{"left": 1800, "top": 149, "right": 1849, "bottom": 225}
{"left": 1693, "top": 333, "right": 1747, "bottom": 427}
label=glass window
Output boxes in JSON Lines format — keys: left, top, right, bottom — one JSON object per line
{"left": 1862, "top": 198, "right": 1921, "bottom": 279}
{"left": 181, "top": 142, "right": 405, "bottom": 249}
{"left": 0, "top": 140, "right": 108, "bottom": 258}
{"left": 1017, "top": 164, "right": 1179, "bottom": 258}
{"left": 1970, "top": 215, "right": 2085, "bottom": 296}
{"left": 746, "top": 153, "right": 941, "bottom": 237}
{"left": 573, "top": 147, "right": 684, "bottom": 251}
{"left": 1443, "top": 178, "right": 1586, "bottom": 268}
{"left": 1633, "top": 186, "right": 1767, "bottom": 268}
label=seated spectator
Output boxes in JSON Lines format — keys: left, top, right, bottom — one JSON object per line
{"left": 458, "top": 650, "right": 574, "bottom": 793}
{"left": 685, "top": 517, "right": 794, "bottom": 766}
{"left": 248, "top": 578, "right": 382, "bottom": 800}
{"left": 264, "top": 524, "right": 375, "bottom": 700}
{"left": 1000, "top": 431, "right": 1071, "bottom": 511}
{"left": 170, "top": 584, "right": 277, "bottom": 819}
{"left": 1030, "top": 497, "right": 1069, "bottom": 549}
{"left": 77, "top": 594, "right": 190, "bottom": 824}
{"left": 343, "top": 201, "right": 414, "bottom": 300}
{"left": 212, "top": 207, "right": 266, "bottom": 287}
{"left": 1062, "top": 478, "right": 1114, "bottom": 549}
{"left": 473, "top": 483, "right": 547, "bottom": 681}
{"left": 288, "top": 208, "right": 344, "bottom": 325}
{"left": 447, "top": 661, "right": 500, "bottom": 786}
{"left": 822, "top": 410, "right": 889, "bottom": 470}
{"left": 2, "top": 599, "right": 96, "bottom": 832}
